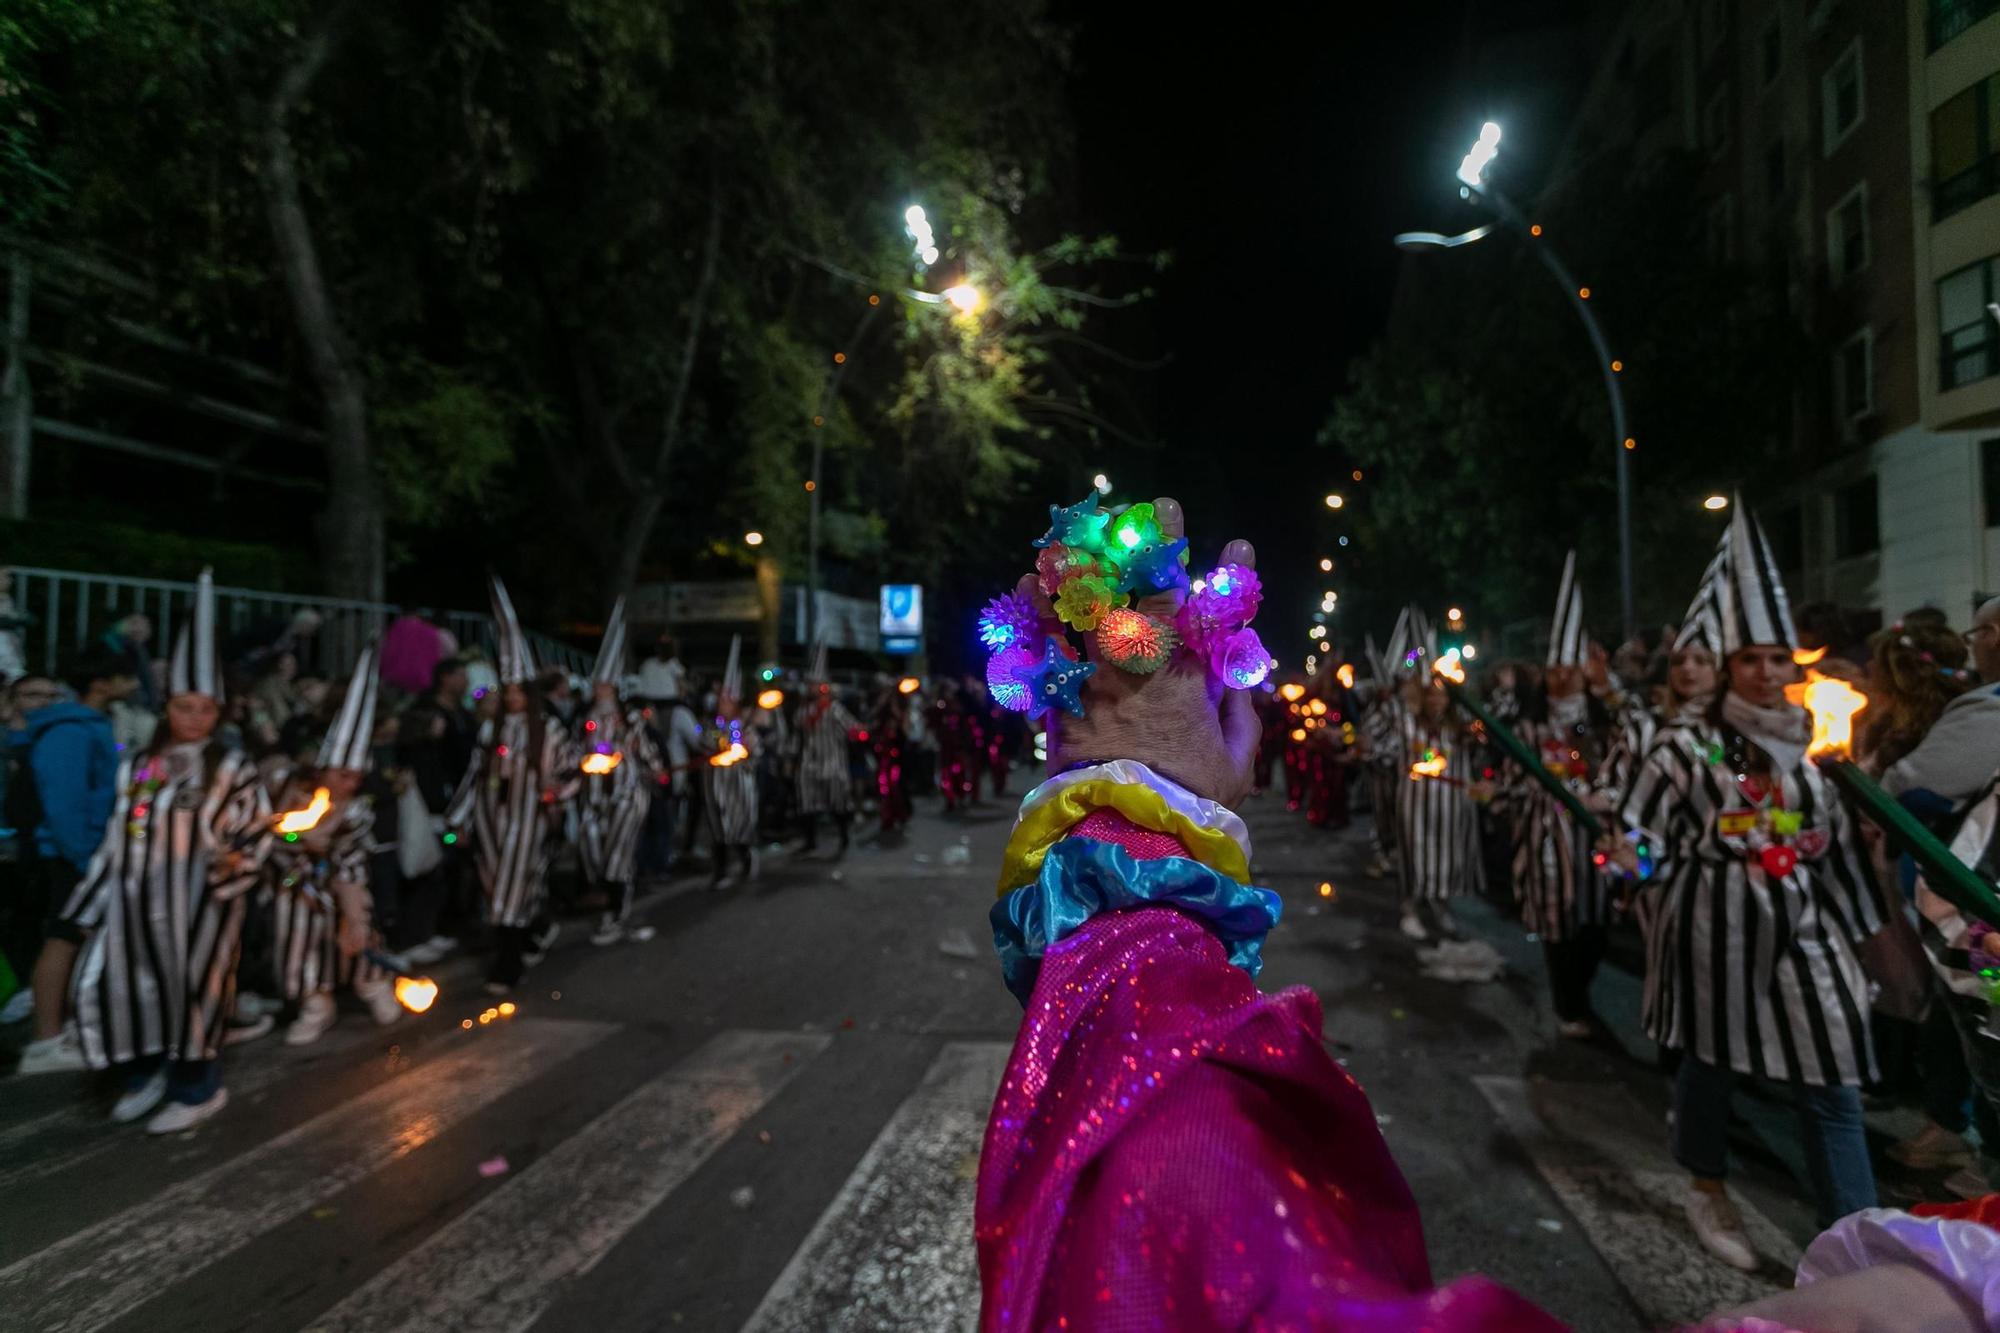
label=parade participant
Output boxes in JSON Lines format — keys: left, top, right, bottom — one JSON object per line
{"left": 1504, "top": 552, "right": 1620, "bottom": 1038}
{"left": 446, "top": 577, "right": 575, "bottom": 994}
{"left": 974, "top": 674, "right": 1021, "bottom": 798}
{"left": 703, "top": 636, "right": 758, "bottom": 889}
{"left": 870, "top": 692, "right": 914, "bottom": 838}
{"left": 1296, "top": 673, "right": 1355, "bottom": 829}
{"left": 574, "top": 598, "right": 665, "bottom": 946}
{"left": 62, "top": 569, "right": 272, "bottom": 1131}
{"left": 931, "top": 676, "right": 983, "bottom": 813}
{"left": 793, "top": 636, "right": 858, "bottom": 853}
{"left": 1359, "top": 627, "right": 1405, "bottom": 878}
{"left": 1372, "top": 608, "right": 1486, "bottom": 939}
{"left": 267, "top": 643, "right": 400, "bottom": 1044}
{"left": 1605, "top": 501, "right": 1883, "bottom": 1268}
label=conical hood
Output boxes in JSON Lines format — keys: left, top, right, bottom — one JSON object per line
{"left": 1397, "top": 604, "right": 1437, "bottom": 677}
{"left": 168, "top": 567, "right": 222, "bottom": 699}
{"left": 1717, "top": 497, "right": 1798, "bottom": 655}
{"left": 1384, "top": 608, "right": 1411, "bottom": 674}
{"left": 808, "top": 625, "right": 830, "bottom": 683}
{"left": 1673, "top": 532, "right": 1730, "bottom": 656}
{"left": 321, "top": 639, "right": 380, "bottom": 771}
{"left": 1546, "top": 550, "right": 1586, "bottom": 667}
{"left": 1364, "top": 631, "right": 1391, "bottom": 684}
{"left": 590, "top": 595, "right": 628, "bottom": 687}
{"left": 719, "top": 634, "right": 743, "bottom": 705}
{"left": 488, "top": 575, "right": 536, "bottom": 685}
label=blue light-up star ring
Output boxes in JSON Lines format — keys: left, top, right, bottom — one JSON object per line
{"left": 1025, "top": 635, "right": 1096, "bottom": 719}
{"left": 1033, "top": 493, "right": 1111, "bottom": 552}
{"left": 1110, "top": 535, "right": 1189, "bottom": 596}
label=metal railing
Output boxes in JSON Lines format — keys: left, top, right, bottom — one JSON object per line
{"left": 4, "top": 565, "right": 591, "bottom": 681}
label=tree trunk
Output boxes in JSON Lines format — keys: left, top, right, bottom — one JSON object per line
{"left": 607, "top": 488, "right": 663, "bottom": 604}
{"left": 255, "top": 10, "right": 382, "bottom": 602}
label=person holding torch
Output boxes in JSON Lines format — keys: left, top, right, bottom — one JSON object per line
{"left": 574, "top": 597, "right": 664, "bottom": 946}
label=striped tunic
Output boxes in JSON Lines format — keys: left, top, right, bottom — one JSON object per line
{"left": 1379, "top": 710, "right": 1484, "bottom": 904}
{"left": 1506, "top": 704, "right": 1616, "bottom": 941}
{"left": 1619, "top": 716, "right": 1882, "bottom": 1086}
{"left": 576, "top": 705, "right": 665, "bottom": 886}
{"left": 64, "top": 742, "right": 270, "bottom": 1067}
{"left": 795, "top": 699, "right": 858, "bottom": 815}
{"left": 446, "top": 712, "right": 576, "bottom": 928}
{"left": 1362, "top": 692, "right": 1405, "bottom": 858}
{"left": 269, "top": 795, "right": 381, "bottom": 1000}
{"left": 704, "top": 723, "right": 759, "bottom": 847}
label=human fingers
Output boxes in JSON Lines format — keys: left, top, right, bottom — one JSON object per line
{"left": 1218, "top": 538, "right": 1256, "bottom": 570}
{"left": 1219, "top": 683, "right": 1261, "bottom": 779}
{"left": 1132, "top": 497, "right": 1190, "bottom": 622}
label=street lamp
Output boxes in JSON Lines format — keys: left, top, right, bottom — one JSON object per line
{"left": 904, "top": 205, "right": 940, "bottom": 267}
{"left": 1319, "top": 557, "right": 1333, "bottom": 572}
{"left": 1324, "top": 493, "right": 1344, "bottom": 509}
{"left": 1447, "top": 606, "right": 1463, "bottom": 623}
{"left": 1703, "top": 494, "right": 1730, "bottom": 511}
{"left": 1397, "top": 121, "right": 1638, "bottom": 640}
{"left": 1093, "top": 473, "right": 1112, "bottom": 495}
{"left": 745, "top": 531, "right": 765, "bottom": 547}
{"left": 943, "top": 283, "right": 982, "bottom": 314}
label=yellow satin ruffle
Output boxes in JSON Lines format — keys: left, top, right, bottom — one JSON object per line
{"left": 996, "top": 778, "right": 1251, "bottom": 895}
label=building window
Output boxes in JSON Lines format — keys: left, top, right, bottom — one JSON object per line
{"left": 1834, "top": 327, "right": 1874, "bottom": 421}
{"left": 1834, "top": 475, "right": 1880, "bottom": 558}
{"left": 1826, "top": 182, "right": 1869, "bottom": 283}
{"left": 1931, "top": 0, "right": 2000, "bottom": 53}
{"left": 1822, "top": 39, "right": 1864, "bottom": 156}
{"left": 1982, "top": 437, "right": 2000, "bottom": 527}
{"left": 1931, "top": 74, "right": 2000, "bottom": 221}
{"left": 1704, "top": 88, "right": 1732, "bottom": 159}
{"left": 1938, "top": 257, "right": 2000, "bottom": 390}
{"left": 1760, "top": 14, "right": 1783, "bottom": 87}
{"left": 1766, "top": 140, "right": 1787, "bottom": 197}
{"left": 1706, "top": 194, "right": 1737, "bottom": 263}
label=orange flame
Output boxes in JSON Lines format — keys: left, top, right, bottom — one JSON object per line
{"left": 1432, "top": 648, "right": 1466, "bottom": 685}
{"left": 394, "top": 975, "right": 438, "bottom": 1013}
{"left": 1787, "top": 668, "right": 1868, "bottom": 760}
{"left": 1289, "top": 727, "right": 1307, "bottom": 742}
{"left": 1279, "top": 682, "right": 1306, "bottom": 702}
{"left": 1793, "top": 645, "right": 1829, "bottom": 667}
{"left": 277, "top": 787, "right": 332, "bottom": 834}
{"left": 1410, "top": 752, "right": 1448, "bottom": 779}
{"left": 580, "top": 751, "right": 623, "bottom": 775}
{"left": 757, "top": 688, "right": 785, "bottom": 710}
{"left": 1336, "top": 663, "right": 1355, "bottom": 688}
{"left": 898, "top": 677, "right": 921, "bottom": 695}
{"left": 709, "top": 742, "right": 750, "bottom": 768}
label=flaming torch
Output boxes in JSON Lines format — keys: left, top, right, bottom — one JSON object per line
{"left": 580, "top": 750, "right": 623, "bottom": 775}
{"left": 1432, "top": 649, "right": 1603, "bottom": 838}
{"left": 1797, "top": 653, "right": 2000, "bottom": 927}
{"left": 391, "top": 974, "right": 439, "bottom": 1013}
{"left": 276, "top": 787, "right": 333, "bottom": 839}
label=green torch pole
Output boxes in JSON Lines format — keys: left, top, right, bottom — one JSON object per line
{"left": 1438, "top": 676, "right": 1604, "bottom": 841}
{"left": 1821, "top": 758, "right": 2000, "bottom": 929}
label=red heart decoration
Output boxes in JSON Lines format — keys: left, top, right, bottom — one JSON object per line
{"left": 1737, "top": 774, "right": 1770, "bottom": 804}
{"left": 1758, "top": 845, "right": 1798, "bottom": 879}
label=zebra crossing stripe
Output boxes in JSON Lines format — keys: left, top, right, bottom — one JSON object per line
{"left": 306, "top": 1028, "right": 832, "bottom": 1333}
{"left": 1472, "top": 1075, "right": 1795, "bottom": 1329}
{"left": 737, "top": 1041, "right": 1009, "bottom": 1333}
{"left": 0, "top": 1017, "right": 613, "bottom": 1333}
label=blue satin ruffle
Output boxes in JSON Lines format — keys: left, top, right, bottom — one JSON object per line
{"left": 990, "top": 837, "right": 1283, "bottom": 1005}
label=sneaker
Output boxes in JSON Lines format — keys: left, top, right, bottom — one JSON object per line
{"left": 1364, "top": 855, "right": 1391, "bottom": 881}
{"left": 0, "top": 987, "right": 33, "bottom": 1025}
{"left": 591, "top": 917, "right": 624, "bottom": 946}
{"left": 233, "top": 991, "right": 283, "bottom": 1022}
{"left": 627, "top": 924, "right": 657, "bottom": 942}
{"left": 285, "top": 992, "right": 338, "bottom": 1046}
{"left": 711, "top": 873, "right": 737, "bottom": 892}
{"left": 1684, "top": 1187, "right": 1758, "bottom": 1271}
{"left": 1944, "top": 1164, "right": 1992, "bottom": 1200}
{"left": 1398, "top": 910, "right": 1430, "bottom": 942}
{"left": 146, "top": 1086, "right": 229, "bottom": 1134}
{"left": 1886, "top": 1122, "right": 1976, "bottom": 1171}
{"left": 222, "top": 1014, "right": 275, "bottom": 1047}
{"left": 14, "top": 1031, "right": 87, "bottom": 1075}
{"left": 111, "top": 1067, "right": 169, "bottom": 1123}
{"left": 355, "top": 977, "right": 402, "bottom": 1027}
{"left": 1432, "top": 905, "right": 1459, "bottom": 938}
{"left": 523, "top": 921, "right": 559, "bottom": 966}
{"left": 482, "top": 980, "right": 513, "bottom": 997}
{"left": 403, "top": 935, "right": 457, "bottom": 966}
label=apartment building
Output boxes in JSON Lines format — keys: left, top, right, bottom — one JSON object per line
{"left": 1548, "top": 0, "right": 2000, "bottom": 622}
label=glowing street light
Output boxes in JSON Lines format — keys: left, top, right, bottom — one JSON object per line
{"left": 1457, "top": 121, "right": 1502, "bottom": 188}
{"left": 745, "top": 531, "right": 765, "bottom": 547}
{"left": 1092, "top": 473, "right": 1112, "bottom": 495}
{"left": 1447, "top": 606, "right": 1464, "bottom": 623}
{"left": 904, "top": 205, "right": 940, "bottom": 267}
{"left": 1703, "top": 494, "right": 1730, "bottom": 511}
{"left": 1324, "top": 493, "right": 1344, "bottom": 509}
{"left": 1319, "top": 557, "right": 1333, "bottom": 572}
{"left": 943, "top": 283, "right": 982, "bottom": 314}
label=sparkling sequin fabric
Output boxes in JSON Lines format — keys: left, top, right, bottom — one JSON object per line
{"left": 976, "top": 903, "right": 1569, "bottom": 1331}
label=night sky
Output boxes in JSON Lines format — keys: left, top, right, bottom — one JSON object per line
{"left": 1053, "top": 1, "right": 1594, "bottom": 661}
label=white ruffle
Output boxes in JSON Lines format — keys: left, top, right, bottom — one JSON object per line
{"left": 1797, "top": 1207, "right": 2000, "bottom": 1325}
{"left": 1017, "top": 759, "right": 1252, "bottom": 865}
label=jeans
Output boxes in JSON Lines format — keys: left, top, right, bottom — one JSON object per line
{"left": 1672, "top": 1054, "right": 1877, "bottom": 1226}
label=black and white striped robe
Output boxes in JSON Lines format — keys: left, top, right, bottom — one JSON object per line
{"left": 1361, "top": 691, "right": 1405, "bottom": 858}
{"left": 269, "top": 797, "right": 381, "bottom": 1000}
{"left": 1619, "top": 717, "right": 1882, "bottom": 1087}
{"left": 445, "top": 712, "right": 576, "bottom": 928}
{"left": 63, "top": 742, "right": 270, "bottom": 1068}
{"left": 577, "top": 705, "right": 665, "bottom": 887}
{"left": 704, "top": 724, "right": 759, "bottom": 848}
{"left": 794, "top": 699, "right": 858, "bottom": 815}
{"left": 1506, "top": 705, "right": 1617, "bottom": 942}
{"left": 1378, "top": 710, "right": 1485, "bottom": 904}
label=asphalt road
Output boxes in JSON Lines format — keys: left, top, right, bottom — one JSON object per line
{"left": 2, "top": 780, "right": 1922, "bottom": 1332}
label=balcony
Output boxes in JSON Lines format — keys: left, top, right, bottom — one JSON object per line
{"left": 1931, "top": 0, "right": 2000, "bottom": 51}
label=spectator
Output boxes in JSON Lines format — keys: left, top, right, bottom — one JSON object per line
{"left": 379, "top": 605, "right": 444, "bottom": 698}
{"left": 246, "top": 652, "right": 306, "bottom": 754}
{"left": 101, "top": 612, "right": 158, "bottom": 713}
{"left": 1881, "top": 595, "right": 2000, "bottom": 810}
{"left": 636, "top": 635, "right": 687, "bottom": 705}
{"left": 536, "top": 666, "right": 579, "bottom": 726}
{"left": 395, "top": 658, "right": 476, "bottom": 961}
{"left": 0, "top": 567, "right": 31, "bottom": 684}
{"left": 1861, "top": 616, "right": 1971, "bottom": 775}
{"left": 11, "top": 652, "right": 137, "bottom": 1073}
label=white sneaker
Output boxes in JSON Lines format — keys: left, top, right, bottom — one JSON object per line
{"left": 285, "top": 992, "right": 338, "bottom": 1046}
{"left": 1432, "top": 905, "right": 1458, "bottom": 938}
{"left": 111, "top": 1067, "right": 169, "bottom": 1123}
{"left": 523, "top": 921, "right": 558, "bottom": 966}
{"left": 15, "top": 1031, "right": 87, "bottom": 1075}
{"left": 0, "top": 987, "right": 33, "bottom": 1025}
{"left": 403, "top": 935, "right": 457, "bottom": 966}
{"left": 355, "top": 977, "right": 402, "bottom": 1027}
{"left": 222, "top": 1014, "right": 275, "bottom": 1047}
{"left": 591, "top": 917, "right": 624, "bottom": 946}
{"left": 233, "top": 991, "right": 283, "bottom": 1022}
{"left": 1684, "top": 1187, "right": 1758, "bottom": 1271}
{"left": 627, "top": 924, "right": 656, "bottom": 942}
{"left": 1398, "top": 910, "right": 1430, "bottom": 942}
{"left": 147, "top": 1086, "right": 228, "bottom": 1134}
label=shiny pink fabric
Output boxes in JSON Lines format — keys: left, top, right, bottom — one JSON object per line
{"left": 1068, "top": 807, "right": 1196, "bottom": 862}
{"left": 976, "top": 904, "right": 1569, "bottom": 1331}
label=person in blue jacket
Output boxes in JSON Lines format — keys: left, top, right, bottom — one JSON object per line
{"left": 11, "top": 651, "right": 138, "bottom": 1074}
